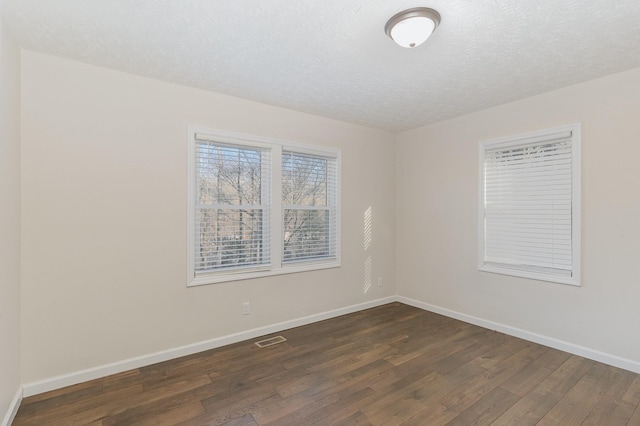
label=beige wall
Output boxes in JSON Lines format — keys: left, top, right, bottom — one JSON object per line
{"left": 396, "top": 67, "right": 640, "bottom": 364}
{"left": 20, "top": 51, "right": 396, "bottom": 383}
{"left": 0, "top": 13, "right": 21, "bottom": 419}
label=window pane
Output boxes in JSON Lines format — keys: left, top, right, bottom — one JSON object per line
{"left": 195, "top": 208, "right": 268, "bottom": 271}
{"left": 282, "top": 152, "right": 328, "bottom": 206}
{"left": 283, "top": 209, "right": 331, "bottom": 261}
{"left": 484, "top": 139, "right": 573, "bottom": 273}
{"left": 282, "top": 150, "right": 337, "bottom": 265}
{"left": 194, "top": 140, "right": 271, "bottom": 275}
{"left": 197, "top": 143, "right": 264, "bottom": 206}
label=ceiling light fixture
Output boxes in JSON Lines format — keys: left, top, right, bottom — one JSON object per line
{"left": 385, "top": 7, "right": 441, "bottom": 48}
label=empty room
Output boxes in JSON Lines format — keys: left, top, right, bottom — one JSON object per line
{"left": 1, "top": 0, "right": 640, "bottom": 424}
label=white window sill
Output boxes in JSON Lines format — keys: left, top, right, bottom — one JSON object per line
{"left": 188, "top": 260, "right": 341, "bottom": 287}
{"left": 479, "top": 264, "right": 580, "bottom": 287}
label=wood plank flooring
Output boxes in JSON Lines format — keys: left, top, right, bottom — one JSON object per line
{"left": 13, "top": 303, "right": 640, "bottom": 425}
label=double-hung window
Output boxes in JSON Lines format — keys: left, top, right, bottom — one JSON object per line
{"left": 478, "top": 124, "right": 581, "bottom": 286}
{"left": 188, "top": 129, "right": 340, "bottom": 286}
{"left": 282, "top": 151, "right": 338, "bottom": 264}
{"left": 192, "top": 137, "right": 271, "bottom": 274}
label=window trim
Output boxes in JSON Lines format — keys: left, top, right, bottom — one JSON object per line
{"left": 477, "top": 123, "right": 581, "bottom": 286}
{"left": 187, "top": 127, "right": 341, "bottom": 286}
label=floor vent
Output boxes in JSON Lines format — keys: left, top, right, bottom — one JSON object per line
{"left": 255, "top": 335, "right": 287, "bottom": 348}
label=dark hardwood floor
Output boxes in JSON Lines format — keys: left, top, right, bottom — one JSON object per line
{"left": 13, "top": 303, "right": 640, "bottom": 425}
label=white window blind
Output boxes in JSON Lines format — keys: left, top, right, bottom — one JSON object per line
{"left": 479, "top": 124, "right": 581, "bottom": 285}
{"left": 194, "top": 138, "right": 271, "bottom": 275}
{"left": 282, "top": 150, "right": 338, "bottom": 263}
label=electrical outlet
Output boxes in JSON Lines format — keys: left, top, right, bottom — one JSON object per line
{"left": 242, "top": 302, "right": 251, "bottom": 315}
{"left": 377, "top": 277, "right": 383, "bottom": 287}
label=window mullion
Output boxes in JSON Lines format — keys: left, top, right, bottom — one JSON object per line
{"left": 271, "top": 144, "right": 283, "bottom": 268}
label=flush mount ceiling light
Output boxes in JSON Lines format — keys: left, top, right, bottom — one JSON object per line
{"left": 385, "top": 7, "right": 441, "bottom": 48}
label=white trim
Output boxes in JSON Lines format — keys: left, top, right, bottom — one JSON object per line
{"left": 482, "top": 129, "right": 573, "bottom": 151}
{"left": 271, "top": 144, "right": 283, "bottom": 269}
{"left": 397, "top": 296, "right": 640, "bottom": 374}
{"left": 189, "top": 260, "right": 341, "bottom": 286}
{"left": 335, "top": 152, "right": 342, "bottom": 268}
{"left": 194, "top": 133, "right": 272, "bottom": 150}
{"left": 1, "top": 388, "right": 22, "bottom": 426}
{"left": 190, "top": 127, "right": 341, "bottom": 157}
{"left": 186, "top": 126, "right": 197, "bottom": 286}
{"left": 478, "top": 264, "right": 579, "bottom": 287}
{"left": 22, "top": 296, "right": 395, "bottom": 397}
{"left": 571, "top": 124, "right": 582, "bottom": 285}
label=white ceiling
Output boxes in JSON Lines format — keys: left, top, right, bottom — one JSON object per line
{"left": 3, "top": 0, "right": 640, "bottom": 132}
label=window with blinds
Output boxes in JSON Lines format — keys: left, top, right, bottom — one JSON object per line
{"left": 478, "top": 124, "right": 581, "bottom": 286}
{"left": 193, "top": 137, "right": 271, "bottom": 275}
{"left": 188, "top": 128, "right": 341, "bottom": 286}
{"left": 282, "top": 151, "right": 338, "bottom": 264}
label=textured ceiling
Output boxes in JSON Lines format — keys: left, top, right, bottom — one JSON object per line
{"left": 3, "top": 0, "right": 640, "bottom": 132}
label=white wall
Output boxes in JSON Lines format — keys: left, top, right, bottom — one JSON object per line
{"left": 20, "top": 51, "right": 396, "bottom": 384}
{"left": 0, "top": 12, "right": 21, "bottom": 422}
{"left": 396, "top": 67, "right": 640, "bottom": 366}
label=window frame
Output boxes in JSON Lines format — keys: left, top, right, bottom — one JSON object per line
{"left": 477, "top": 123, "right": 581, "bottom": 286}
{"left": 192, "top": 136, "right": 272, "bottom": 276}
{"left": 187, "top": 127, "right": 341, "bottom": 286}
{"left": 281, "top": 149, "right": 339, "bottom": 265}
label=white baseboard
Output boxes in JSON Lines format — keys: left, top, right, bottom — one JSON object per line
{"left": 1, "top": 388, "right": 22, "bottom": 426}
{"left": 398, "top": 296, "right": 640, "bottom": 375}
{"left": 20, "top": 294, "right": 640, "bottom": 399}
{"left": 22, "top": 296, "right": 396, "bottom": 397}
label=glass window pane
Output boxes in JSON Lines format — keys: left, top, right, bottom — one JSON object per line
{"left": 282, "top": 152, "right": 328, "bottom": 206}
{"left": 196, "top": 208, "right": 268, "bottom": 271}
{"left": 283, "top": 209, "right": 330, "bottom": 261}
{"left": 197, "top": 143, "right": 263, "bottom": 206}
